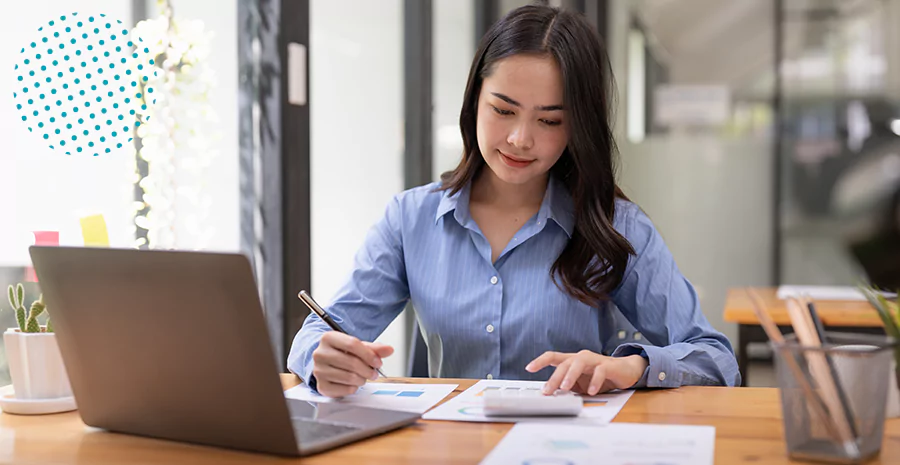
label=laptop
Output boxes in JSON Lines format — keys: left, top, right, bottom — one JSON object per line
{"left": 29, "top": 246, "right": 421, "bottom": 457}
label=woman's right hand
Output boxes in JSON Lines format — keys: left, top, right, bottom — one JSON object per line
{"left": 311, "top": 331, "right": 394, "bottom": 398}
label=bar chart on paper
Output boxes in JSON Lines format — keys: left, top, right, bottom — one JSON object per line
{"left": 422, "top": 380, "right": 633, "bottom": 424}
{"left": 284, "top": 382, "right": 458, "bottom": 414}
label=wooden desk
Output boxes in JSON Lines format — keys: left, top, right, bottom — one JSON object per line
{"left": 724, "top": 287, "right": 885, "bottom": 386}
{"left": 2, "top": 375, "right": 899, "bottom": 464}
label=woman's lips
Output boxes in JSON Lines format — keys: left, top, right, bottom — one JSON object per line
{"left": 499, "top": 150, "right": 535, "bottom": 168}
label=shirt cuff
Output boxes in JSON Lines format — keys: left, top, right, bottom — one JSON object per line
{"left": 610, "top": 343, "right": 679, "bottom": 388}
{"left": 287, "top": 340, "right": 321, "bottom": 392}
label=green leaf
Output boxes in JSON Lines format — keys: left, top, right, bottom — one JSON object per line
{"left": 893, "top": 295, "right": 900, "bottom": 329}
{"left": 15, "top": 307, "right": 26, "bottom": 332}
{"left": 861, "top": 287, "right": 900, "bottom": 339}
{"left": 7, "top": 284, "right": 15, "bottom": 309}
{"left": 28, "top": 300, "right": 45, "bottom": 321}
{"left": 25, "top": 314, "right": 40, "bottom": 333}
{"left": 46, "top": 317, "right": 53, "bottom": 333}
{"left": 16, "top": 284, "right": 24, "bottom": 309}
{"left": 876, "top": 293, "right": 900, "bottom": 330}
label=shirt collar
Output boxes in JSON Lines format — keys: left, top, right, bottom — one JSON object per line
{"left": 435, "top": 175, "right": 575, "bottom": 238}
{"left": 539, "top": 175, "right": 575, "bottom": 238}
{"left": 435, "top": 182, "right": 473, "bottom": 227}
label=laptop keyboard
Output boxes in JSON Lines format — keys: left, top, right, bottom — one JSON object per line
{"left": 292, "top": 419, "right": 364, "bottom": 443}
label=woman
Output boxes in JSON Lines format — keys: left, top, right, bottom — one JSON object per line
{"left": 288, "top": 5, "right": 740, "bottom": 398}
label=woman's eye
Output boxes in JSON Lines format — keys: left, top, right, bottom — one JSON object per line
{"left": 491, "top": 105, "right": 513, "bottom": 116}
{"left": 541, "top": 119, "right": 561, "bottom": 126}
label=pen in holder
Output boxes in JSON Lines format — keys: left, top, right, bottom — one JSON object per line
{"left": 773, "top": 332, "right": 897, "bottom": 464}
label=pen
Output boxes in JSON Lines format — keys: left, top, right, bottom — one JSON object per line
{"left": 297, "top": 290, "right": 387, "bottom": 378}
{"left": 786, "top": 297, "right": 859, "bottom": 456}
{"left": 805, "top": 297, "right": 828, "bottom": 344}
{"left": 802, "top": 296, "right": 858, "bottom": 440}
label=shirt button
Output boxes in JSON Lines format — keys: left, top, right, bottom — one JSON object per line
{"left": 658, "top": 372, "right": 667, "bottom": 382}
{"left": 486, "top": 324, "right": 494, "bottom": 333}
{"left": 617, "top": 330, "right": 627, "bottom": 339}
{"left": 490, "top": 276, "right": 498, "bottom": 285}
{"left": 486, "top": 374, "right": 493, "bottom": 380}
{"left": 634, "top": 332, "right": 642, "bottom": 341}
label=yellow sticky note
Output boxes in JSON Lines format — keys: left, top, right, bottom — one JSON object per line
{"left": 80, "top": 214, "right": 110, "bottom": 247}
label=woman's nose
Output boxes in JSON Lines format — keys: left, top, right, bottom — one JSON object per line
{"left": 507, "top": 122, "right": 534, "bottom": 150}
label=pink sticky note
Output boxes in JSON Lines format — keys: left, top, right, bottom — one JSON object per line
{"left": 25, "top": 231, "right": 60, "bottom": 282}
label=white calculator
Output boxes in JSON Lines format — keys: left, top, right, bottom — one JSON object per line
{"left": 482, "top": 388, "right": 583, "bottom": 417}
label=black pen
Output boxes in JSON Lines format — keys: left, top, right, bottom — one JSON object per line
{"left": 297, "top": 290, "right": 387, "bottom": 378}
{"left": 806, "top": 299, "right": 828, "bottom": 344}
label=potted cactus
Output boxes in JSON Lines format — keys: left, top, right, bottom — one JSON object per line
{"left": 3, "top": 283, "right": 72, "bottom": 403}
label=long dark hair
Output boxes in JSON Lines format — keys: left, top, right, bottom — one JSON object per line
{"left": 440, "top": 5, "right": 635, "bottom": 307}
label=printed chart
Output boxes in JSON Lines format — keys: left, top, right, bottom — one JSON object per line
{"left": 284, "top": 382, "right": 458, "bottom": 414}
{"left": 423, "top": 380, "right": 633, "bottom": 424}
{"left": 480, "top": 423, "right": 715, "bottom": 465}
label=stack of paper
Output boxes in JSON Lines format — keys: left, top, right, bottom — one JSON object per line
{"left": 776, "top": 285, "right": 896, "bottom": 301}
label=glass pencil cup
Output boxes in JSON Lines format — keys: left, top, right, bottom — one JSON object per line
{"left": 773, "top": 332, "right": 898, "bottom": 464}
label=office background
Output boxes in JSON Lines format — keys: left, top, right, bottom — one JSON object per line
{"left": 1, "top": 0, "right": 899, "bottom": 386}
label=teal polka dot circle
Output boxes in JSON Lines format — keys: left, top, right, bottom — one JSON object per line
{"left": 12, "top": 12, "right": 159, "bottom": 156}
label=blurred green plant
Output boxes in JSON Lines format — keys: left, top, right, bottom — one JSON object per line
{"left": 860, "top": 286, "right": 900, "bottom": 380}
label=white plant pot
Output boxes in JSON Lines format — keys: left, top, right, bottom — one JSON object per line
{"left": 3, "top": 328, "right": 72, "bottom": 400}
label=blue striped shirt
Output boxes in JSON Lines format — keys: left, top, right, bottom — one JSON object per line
{"left": 288, "top": 177, "right": 741, "bottom": 388}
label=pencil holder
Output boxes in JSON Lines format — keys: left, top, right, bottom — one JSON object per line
{"left": 773, "top": 332, "right": 898, "bottom": 464}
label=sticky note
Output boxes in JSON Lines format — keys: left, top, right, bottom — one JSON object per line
{"left": 26, "top": 231, "right": 60, "bottom": 282}
{"left": 33, "top": 231, "right": 60, "bottom": 246}
{"left": 80, "top": 214, "right": 109, "bottom": 247}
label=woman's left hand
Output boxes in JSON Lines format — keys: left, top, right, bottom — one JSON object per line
{"left": 525, "top": 350, "right": 649, "bottom": 395}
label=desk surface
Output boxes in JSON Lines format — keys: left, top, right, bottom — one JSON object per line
{"left": 723, "top": 287, "right": 883, "bottom": 327}
{"left": 1, "top": 375, "right": 899, "bottom": 464}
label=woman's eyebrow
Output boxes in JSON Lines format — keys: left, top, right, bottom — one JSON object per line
{"left": 490, "top": 92, "right": 564, "bottom": 111}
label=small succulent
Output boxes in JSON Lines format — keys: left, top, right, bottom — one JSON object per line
{"left": 5, "top": 284, "right": 53, "bottom": 333}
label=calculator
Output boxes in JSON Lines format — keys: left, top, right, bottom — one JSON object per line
{"left": 482, "top": 388, "right": 584, "bottom": 417}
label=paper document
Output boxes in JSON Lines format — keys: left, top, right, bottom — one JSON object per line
{"left": 777, "top": 285, "right": 870, "bottom": 301}
{"left": 284, "top": 382, "right": 457, "bottom": 414}
{"left": 480, "top": 423, "right": 716, "bottom": 465}
{"left": 422, "top": 379, "right": 633, "bottom": 424}
{"left": 777, "top": 285, "right": 898, "bottom": 301}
